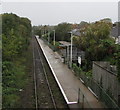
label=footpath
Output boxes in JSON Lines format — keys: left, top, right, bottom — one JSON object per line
{"left": 36, "top": 36, "right": 104, "bottom": 109}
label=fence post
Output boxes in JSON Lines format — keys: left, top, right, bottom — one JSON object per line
{"left": 78, "top": 88, "right": 80, "bottom": 103}
{"left": 81, "top": 94, "right": 84, "bottom": 109}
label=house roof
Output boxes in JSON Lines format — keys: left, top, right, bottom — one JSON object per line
{"left": 59, "top": 41, "right": 71, "bottom": 46}
{"left": 111, "top": 23, "right": 120, "bottom": 37}
{"left": 71, "top": 29, "right": 81, "bottom": 36}
{"left": 111, "top": 26, "right": 119, "bottom": 37}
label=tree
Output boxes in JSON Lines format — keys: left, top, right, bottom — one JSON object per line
{"left": 73, "top": 19, "right": 114, "bottom": 71}
{"left": 55, "top": 22, "right": 72, "bottom": 41}
{"left": 78, "top": 21, "right": 88, "bottom": 29}
{"left": 2, "top": 13, "right": 32, "bottom": 108}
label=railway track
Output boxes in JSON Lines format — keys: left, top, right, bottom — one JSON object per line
{"left": 32, "top": 36, "right": 68, "bottom": 109}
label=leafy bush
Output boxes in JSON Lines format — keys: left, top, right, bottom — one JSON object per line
{"left": 2, "top": 13, "right": 32, "bottom": 108}
{"left": 3, "top": 94, "right": 20, "bottom": 108}
{"left": 72, "top": 63, "right": 82, "bottom": 76}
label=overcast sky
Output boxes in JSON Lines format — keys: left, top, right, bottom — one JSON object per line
{"left": 1, "top": 1, "right": 119, "bottom": 26}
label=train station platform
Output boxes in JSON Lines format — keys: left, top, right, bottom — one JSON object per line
{"left": 36, "top": 36, "right": 104, "bottom": 109}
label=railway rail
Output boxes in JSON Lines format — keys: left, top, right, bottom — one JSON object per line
{"left": 32, "top": 36, "right": 68, "bottom": 109}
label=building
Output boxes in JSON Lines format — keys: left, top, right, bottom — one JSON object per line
{"left": 58, "top": 41, "right": 85, "bottom": 65}
{"left": 92, "top": 61, "right": 120, "bottom": 106}
{"left": 111, "top": 22, "right": 120, "bottom": 44}
{"left": 71, "top": 29, "right": 81, "bottom": 36}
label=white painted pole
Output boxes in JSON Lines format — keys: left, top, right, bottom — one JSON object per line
{"left": 70, "top": 33, "right": 73, "bottom": 68}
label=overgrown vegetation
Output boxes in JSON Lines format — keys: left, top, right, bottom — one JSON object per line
{"left": 2, "top": 13, "right": 32, "bottom": 108}
{"left": 72, "top": 63, "right": 92, "bottom": 77}
{"left": 73, "top": 19, "right": 120, "bottom": 78}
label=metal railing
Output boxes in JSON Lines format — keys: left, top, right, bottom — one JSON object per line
{"left": 72, "top": 63, "right": 120, "bottom": 109}
{"left": 78, "top": 88, "right": 92, "bottom": 109}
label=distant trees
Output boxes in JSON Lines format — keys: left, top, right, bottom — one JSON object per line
{"left": 33, "top": 25, "right": 54, "bottom": 38}
{"left": 78, "top": 21, "right": 88, "bottom": 29}
{"left": 33, "top": 22, "right": 72, "bottom": 42}
{"left": 54, "top": 22, "right": 72, "bottom": 41}
{"left": 32, "top": 26, "right": 42, "bottom": 37}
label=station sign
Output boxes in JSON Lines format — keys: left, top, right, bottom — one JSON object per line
{"left": 78, "top": 56, "right": 81, "bottom": 65}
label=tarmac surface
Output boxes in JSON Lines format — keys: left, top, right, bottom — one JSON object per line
{"left": 36, "top": 36, "right": 104, "bottom": 109}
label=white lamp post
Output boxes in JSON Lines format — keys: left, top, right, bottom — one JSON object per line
{"left": 67, "top": 31, "right": 73, "bottom": 68}
{"left": 70, "top": 32, "right": 73, "bottom": 68}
